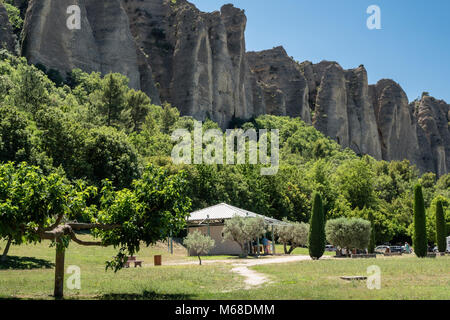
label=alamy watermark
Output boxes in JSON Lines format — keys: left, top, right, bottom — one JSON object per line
{"left": 367, "top": 265, "right": 381, "bottom": 290}
{"left": 367, "top": 5, "right": 381, "bottom": 30}
{"left": 171, "top": 121, "right": 279, "bottom": 176}
{"left": 66, "top": 265, "right": 81, "bottom": 290}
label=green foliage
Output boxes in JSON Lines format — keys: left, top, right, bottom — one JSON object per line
{"left": 1, "top": 1, "right": 23, "bottom": 35}
{"left": 367, "top": 209, "right": 376, "bottom": 254}
{"left": 325, "top": 217, "right": 371, "bottom": 255}
{"left": 184, "top": 231, "right": 215, "bottom": 265}
{"left": 222, "top": 216, "right": 266, "bottom": 256}
{"left": 0, "top": 105, "right": 32, "bottom": 163}
{"left": 435, "top": 198, "right": 446, "bottom": 252}
{"left": 308, "top": 192, "right": 325, "bottom": 259}
{"left": 334, "top": 157, "right": 376, "bottom": 210}
{"left": 0, "top": 50, "right": 448, "bottom": 248}
{"left": 83, "top": 127, "right": 140, "bottom": 188}
{"left": 275, "top": 220, "right": 309, "bottom": 254}
{"left": 413, "top": 184, "right": 427, "bottom": 258}
{"left": 0, "top": 162, "right": 94, "bottom": 253}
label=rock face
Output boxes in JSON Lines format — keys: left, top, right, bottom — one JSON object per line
{"left": 297, "top": 61, "right": 382, "bottom": 159}
{"left": 121, "top": 0, "right": 265, "bottom": 128}
{"left": 21, "top": 0, "right": 157, "bottom": 99}
{"left": 17, "top": 0, "right": 450, "bottom": 175}
{"left": 370, "top": 80, "right": 422, "bottom": 164}
{"left": 247, "top": 47, "right": 310, "bottom": 122}
{"left": 413, "top": 96, "right": 450, "bottom": 176}
{"left": 0, "top": 3, "right": 16, "bottom": 52}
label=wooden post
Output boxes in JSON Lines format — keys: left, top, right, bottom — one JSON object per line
{"left": 170, "top": 230, "right": 173, "bottom": 254}
{"left": 257, "top": 237, "right": 260, "bottom": 258}
{"left": 271, "top": 225, "right": 275, "bottom": 255}
{"left": 54, "top": 240, "right": 65, "bottom": 299}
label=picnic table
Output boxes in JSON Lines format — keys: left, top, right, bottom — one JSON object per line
{"left": 124, "top": 256, "right": 144, "bottom": 268}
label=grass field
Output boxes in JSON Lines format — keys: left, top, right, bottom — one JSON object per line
{"left": 1, "top": 236, "right": 449, "bottom": 300}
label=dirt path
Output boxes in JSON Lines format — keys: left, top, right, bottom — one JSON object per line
{"left": 230, "top": 255, "right": 314, "bottom": 289}
{"left": 164, "top": 255, "right": 318, "bottom": 289}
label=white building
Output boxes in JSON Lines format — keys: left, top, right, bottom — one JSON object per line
{"left": 186, "top": 203, "right": 284, "bottom": 256}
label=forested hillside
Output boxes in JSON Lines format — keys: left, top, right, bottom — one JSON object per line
{"left": 1, "top": 51, "right": 448, "bottom": 244}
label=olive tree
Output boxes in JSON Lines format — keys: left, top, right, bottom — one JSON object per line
{"left": 223, "top": 216, "right": 266, "bottom": 257}
{"left": 0, "top": 162, "right": 191, "bottom": 298}
{"left": 325, "top": 217, "right": 371, "bottom": 256}
{"left": 184, "top": 231, "right": 215, "bottom": 265}
{"left": 275, "top": 220, "right": 309, "bottom": 254}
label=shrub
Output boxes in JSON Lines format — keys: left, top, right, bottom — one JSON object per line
{"left": 223, "top": 216, "right": 266, "bottom": 257}
{"left": 275, "top": 220, "right": 309, "bottom": 254}
{"left": 325, "top": 217, "right": 371, "bottom": 256}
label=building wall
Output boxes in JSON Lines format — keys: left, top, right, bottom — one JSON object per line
{"left": 188, "top": 225, "right": 243, "bottom": 256}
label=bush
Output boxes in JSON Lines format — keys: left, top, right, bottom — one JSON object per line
{"left": 223, "top": 216, "right": 266, "bottom": 257}
{"left": 325, "top": 217, "right": 371, "bottom": 256}
{"left": 413, "top": 184, "right": 427, "bottom": 258}
{"left": 275, "top": 220, "right": 309, "bottom": 254}
{"left": 308, "top": 192, "right": 325, "bottom": 259}
{"left": 184, "top": 231, "right": 215, "bottom": 265}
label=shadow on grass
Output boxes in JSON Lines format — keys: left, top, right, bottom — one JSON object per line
{"left": 100, "top": 290, "right": 194, "bottom": 300}
{"left": 0, "top": 256, "right": 54, "bottom": 270}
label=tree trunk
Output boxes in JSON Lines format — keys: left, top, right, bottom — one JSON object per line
{"left": 198, "top": 255, "right": 202, "bottom": 266}
{"left": 283, "top": 243, "right": 288, "bottom": 254}
{"left": 54, "top": 240, "right": 65, "bottom": 299}
{"left": 288, "top": 246, "right": 296, "bottom": 255}
{"left": 1, "top": 236, "right": 12, "bottom": 262}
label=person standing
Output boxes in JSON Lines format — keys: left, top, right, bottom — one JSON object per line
{"left": 405, "top": 242, "right": 410, "bottom": 254}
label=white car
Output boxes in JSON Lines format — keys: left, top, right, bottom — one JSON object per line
{"left": 325, "top": 245, "right": 336, "bottom": 252}
{"left": 375, "top": 245, "right": 390, "bottom": 254}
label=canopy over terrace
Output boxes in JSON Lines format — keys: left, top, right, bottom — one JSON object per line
{"left": 186, "top": 203, "right": 285, "bottom": 255}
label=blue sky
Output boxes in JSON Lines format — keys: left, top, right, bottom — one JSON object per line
{"left": 190, "top": 0, "right": 450, "bottom": 102}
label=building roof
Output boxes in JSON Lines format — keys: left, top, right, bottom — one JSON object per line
{"left": 187, "top": 203, "right": 284, "bottom": 225}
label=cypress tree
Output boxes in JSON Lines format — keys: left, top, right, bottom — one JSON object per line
{"left": 435, "top": 199, "right": 446, "bottom": 253}
{"left": 413, "top": 184, "right": 427, "bottom": 258}
{"left": 368, "top": 210, "right": 376, "bottom": 254}
{"left": 309, "top": 192, "right": 325, "bottom": 260}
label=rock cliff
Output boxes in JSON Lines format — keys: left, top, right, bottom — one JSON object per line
{"left": 0, "top": 3, "right": 16, "bottom": 52}
{"left": 3, "top": 0, "right": 448, "bottom": 175}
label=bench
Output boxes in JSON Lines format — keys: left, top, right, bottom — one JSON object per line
{"left": 124, "top": 256, "right": 144, "bottom": 268}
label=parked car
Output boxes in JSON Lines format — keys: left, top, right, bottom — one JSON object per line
{"left": 325, "top": 245, "right": 336, "bottom": 252}
{"left": 390, "top": 246, "right": 403, "bottom": 253}
{"left": 375, "top": 245, "right": 390, "bottom": 254}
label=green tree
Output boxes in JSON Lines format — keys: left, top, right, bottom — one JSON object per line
{"left": 125, "top": 89, "right": 151, "bottom": 132}
{"left": 435, "top": 198, "right": 446, "bottom": 253}
{"left": 367, "top": 209, "right": 376, "bottom": 254}
{"left": 99, "top": 73, "right": 128, "bottom": 126}
{"left": 308, "top": 192, "right": 325, "bottom": 260}
{"left": 325, "top": 217, "right": 371, "bottom": 256}
{"left": 1, "top": 163, "right": 191, "bottom": 298}
{"left": 83, "top": 127, "right": 140, "bottom": 188}
{"left": 184, "top": 231, "right": 215, "bottom": 265}
{"left": 0, "top": 105, "right": 33, "bottom": 163}
{"left": 413, "top": 184, "right": 427, "bottom": 258}
{"left": 275, "top": 220, "right": 309, "bottom": 254}
{"left": 334, "top": 158, "right": 376, "bottom": 210}
{"left": 223, "top": 216, "right": 266, "bottom": 257}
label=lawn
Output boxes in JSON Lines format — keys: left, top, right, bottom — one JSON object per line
{"left": 1, "top": 236, "right": 449, "bottom": 300}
